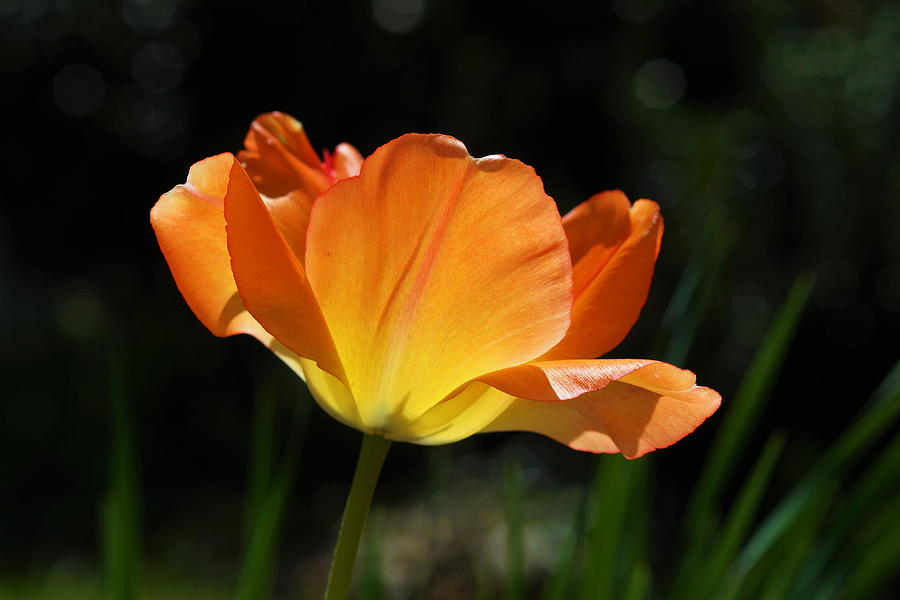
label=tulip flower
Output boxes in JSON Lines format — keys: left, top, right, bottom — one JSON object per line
{"left": 150, "top": 112, "right": 720, "bottom": 599}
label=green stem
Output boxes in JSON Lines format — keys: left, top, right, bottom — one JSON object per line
{"left": 324, "top": 433, "right": 391, "bottom": 600}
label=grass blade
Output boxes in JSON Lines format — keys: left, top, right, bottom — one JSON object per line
{"left": 749, "top": 481, "right": 837, "bottom": 600}
{"left": 659, "top": 216, "right": 737, "bottom": 365}
{"left": 820, "top": 357, "right": 900, "bottom": 469}
{"left": 786, "top": 430, "right": 900, "bottom": 597}
{"left": 732, "top": 358, "right": 900, "bottom": 587}
{"left": 693, "top": 432, "right": 786, "bottom": 598}
{"left": 540, "top": 482, "right": 588, "bottom": 600}
{"left": 235, "top": 385, "right": 310, "bottom": 600}
{"left": 243, "top": 382, "right": 278, "bottom": 543}
{"left": 681, "top": 274, "right": 814, "bottom": 538}
{"left": 235, "top": 475, "right": 293, "bottom": 600}
{"left": 619, "top": 457, "right": 652, "bottom": 600}
{"left": 359, "top": 510, "right": 386, "bottom": 600}
{"left": 503, "top": 459, "right": 525, "bottom": 600}
{"left": 101, "top": 343, "right": 141, "bottom": 600}
{"left": 838, "top": 493, "right": 900, "bottom": 598}
{"left": 623, "top": 562, "right": 651, "bottom": 600}
{"left": 579, "top": 455, "right": 635, "bottom": 600}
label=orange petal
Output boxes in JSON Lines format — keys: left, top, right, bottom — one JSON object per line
{"left": 304, "top": 134, "right": 573, "bottom": 429}
{"left": 477, "top": 358, "right": 656, "bottom": 401}
{"left": 545, "top": 193, "right": 662, "bottom": 359}
{"left": 388, "top": 382, "right": 518, "bottom": 445}
{"left": 238, "top": 111, "right": 331, "bottom": 198}
{"left": 151, "top": 153, "right": 264, "bottom": 339}
{"left": 564, "top": 190, "right": 633, "bottom": 285}
{"left": 481, "top": 361, "right": 720, "bottom": 459}
{"left": 332, "top": 142, "right": 364, "bottom": 179}
{"left": 221, "top": 153, "right": 347, "bottom": 382}
{"left": 150, "top": 154, "right": 308, "bottom": 379}
{"left": 238, "top": 113, "right": 364, "bottom": 264}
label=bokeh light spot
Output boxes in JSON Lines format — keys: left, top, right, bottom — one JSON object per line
{"left": 372, "top": 0, "right": 425, "bottom": 34}
{"left": 53, "top": 285, "right": 104, "bottom": 343}
{"left": 122, "top": 0, "right": 175, "bottom": 33}
{"left": 635, "top": 59, "right": 686, "bottom": 109}
{"left": 808, "top": 28, "right": 855, "bottom": 77}
{"left": 131, "top": 42, "right": 184, "bottom": 92}
{"left": 21, "top": 0, "right": 73, "bottom": 42}
{"left": 51, "top": 63, "right": 106, "bottom": 116}
{"left": 108, "top": 86, "right": 187, "bottom": 156}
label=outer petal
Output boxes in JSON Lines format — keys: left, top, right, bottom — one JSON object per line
{"left": 221, "top": 153, "right": 347, "bottom": 383}
{"left": 481, "top": 361, "right": 721, "bottom": 459}
{"left": 305, "top": 134, "right": 573, "bottom": 430}
{"left": 150, "top": 153, "right": 306, "bottom": 378}
{"left": 151, "top": 154, "right": 253, "bottom": 338}
{"left": 545, "top": 193, "right": 662, "bottom": 360}
{"left": 476, "top": 358, "right": 656, "bottom": 401}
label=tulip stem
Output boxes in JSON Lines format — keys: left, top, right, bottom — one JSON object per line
{"left": 324, "top": 433, "right": 391, "bottom": 600}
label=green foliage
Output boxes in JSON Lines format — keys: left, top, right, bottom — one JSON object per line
{"left": 534, "top": 275, "right": 899, "bottom": 600}
{"left": 101, "top": 342, "right": 141, "bottom": 600}
{"left": 503, "top": 459, "right": 526, "bottom": 600}
{"left": 682, "top": 274, "right": 815, "bottom": 545}
{"left": 652, "top": 210, "right": 737, "bottom": 366}
{"left": 578, "top": 455, "right": 637, "bottom": 600}
{"left": 23, "top": 261, "right": 891, "bottom": 600}
{"left": 358, "top": 511, "right": 387, "bottom": 600}
{"left": 236, "top": 382, "right": 310, "bottom": 600}
{"left": 80, "top": 249, "right": 898, "bottom": 600}
{"left": 668, "top": 273, "right": 815, "bottom": 598}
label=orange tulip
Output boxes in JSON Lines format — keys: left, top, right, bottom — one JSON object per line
{"left": 151, "top": 112, "right": 720, "bottom": 459}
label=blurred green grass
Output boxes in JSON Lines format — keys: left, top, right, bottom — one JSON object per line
{"left": 10, "top": 242, "right": 900, "bottom": 599}
{"left": 0, "top": 570, "right": 228, "bottom": 600}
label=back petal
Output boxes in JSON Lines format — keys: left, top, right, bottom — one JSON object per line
{"left": 546, "top": 193, "right": 662, "bottom": 360}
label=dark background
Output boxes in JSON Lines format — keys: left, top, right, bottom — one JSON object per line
{"left": 2, "top": 0, "right": 899, "bottom": 590}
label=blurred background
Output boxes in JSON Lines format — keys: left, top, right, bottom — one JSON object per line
{"left": 2, "top": 0, "right": 899, "bottom": 598}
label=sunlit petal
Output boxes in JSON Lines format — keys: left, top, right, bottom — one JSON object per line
{"left": 154, "top": 124, "right": 721, "bottom": 455}
{"left": 477, "top": 358, "right": 656, "bottom": 401}
{"left": 222, "top": 153, "right": 347, "bottom": 382}
{"left": 390, "top": 382, "right": 518, "bottom": 444}
{"left": 238, "top": 112, "right": 363, "bottom": 263}
{"left": 546, "top": 193, "right": 662, "bottom": 359}
{"left": 305, "top": 134, "right": 573, "bottom": 430}
{"left": 481, "top": 361, "right": 720, "bottom": 458}
{"left": 150, "top": 153, "right": 307, "bottom": 379}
